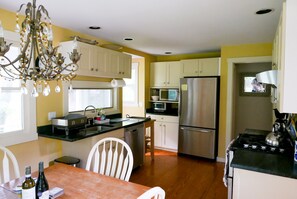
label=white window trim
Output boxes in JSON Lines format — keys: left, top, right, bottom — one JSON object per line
{"left": 123, "top": 62, "right": 139, "bottom": 107}
{"left": 0, "top": 30, "right": 37, "bottom": 147}
{"left": 62, "top": 81, "right": 121, "bottom": 115}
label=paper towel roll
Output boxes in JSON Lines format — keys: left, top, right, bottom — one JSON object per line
{"left": 111, "top": 79, "right": 126, "bottom": 87}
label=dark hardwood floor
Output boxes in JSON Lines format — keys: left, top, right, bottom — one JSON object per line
{"left": 130, "top": 150, "right": 227, "bottom": 199}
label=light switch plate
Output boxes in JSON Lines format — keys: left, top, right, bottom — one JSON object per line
{"left": 48, "top": 112, "right": 56, "bottom": 121}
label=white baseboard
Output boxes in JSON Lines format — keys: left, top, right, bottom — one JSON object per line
{"left": 216, "top": 157, "right": 225, "bottom": 163}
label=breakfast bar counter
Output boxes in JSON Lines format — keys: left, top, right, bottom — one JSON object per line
{"left": 38, "top": 118, "right": 151, "bottom": 142}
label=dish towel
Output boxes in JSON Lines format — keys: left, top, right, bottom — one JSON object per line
{"left": 223, "top": 139, "right": 235, "bottom": 187}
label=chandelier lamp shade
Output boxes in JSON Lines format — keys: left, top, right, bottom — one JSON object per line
{"left": 0, "top": 0, "right": 81, "bottom": 97}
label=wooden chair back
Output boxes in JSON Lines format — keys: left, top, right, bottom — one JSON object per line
{"left": 85, "top": 137, "right": 134, "bottom": 181}
{"left": 137, "top": 187, "right": 166, "bottom": 199}
{"left": 0, "top": 146, "right": 20, "bottom": 184}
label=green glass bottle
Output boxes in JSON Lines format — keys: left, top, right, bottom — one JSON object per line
{"left": 35, "top": 162, "right": 49, "bottom": 199}
{"left": 22, "top": 166, "right": 36, "bottom": 199}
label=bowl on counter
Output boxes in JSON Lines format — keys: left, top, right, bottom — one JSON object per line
{"left": 151, "top": 96, "right": 159, "bottom": 101}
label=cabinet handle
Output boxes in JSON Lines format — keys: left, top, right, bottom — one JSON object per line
{"left": 163, "top": 125, "right": 166, "bottom": 145}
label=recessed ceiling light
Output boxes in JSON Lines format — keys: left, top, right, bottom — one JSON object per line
{"left": 256, "top": 9, "right": 274, "bottom": 15}
{"left": 124, "top": 38, "right": 133, "bottom": 41}
{"left": 165, "top": 52, "right": 172, "bottom": 55}
{"left": 89, "top": 26, "right": 101, "bottom": 30}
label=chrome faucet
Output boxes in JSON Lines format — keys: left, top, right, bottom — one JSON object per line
{"left": 84, "top": 105, "right": 97, "bottom": 117}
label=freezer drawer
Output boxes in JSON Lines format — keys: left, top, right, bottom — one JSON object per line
{"left": 178, "top": 126, "right": 216, "bottom": 159}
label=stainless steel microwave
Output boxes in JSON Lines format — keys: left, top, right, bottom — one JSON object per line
{"left": 159, "top": 89, "right": 179, "bottom": 101}
{"left": 153, "top": 102, "right": 166, "bottom": 111}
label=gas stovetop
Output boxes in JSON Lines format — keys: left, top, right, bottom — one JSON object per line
{"left": 231, "top": 130, "right": 294, "bottom": 156}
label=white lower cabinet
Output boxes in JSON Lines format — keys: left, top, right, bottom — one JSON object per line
{"left": 146, "top": 114, "right": 179, "bottom": 152}
{"left": 233, "top": 168, "right": 297, "bottom": 199}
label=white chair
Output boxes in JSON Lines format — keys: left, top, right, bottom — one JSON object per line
{"left": 0, "top": 146, "right": 20, "bottom": 184}
{"left": 137, "top": 187, "right": 166, "bottom": 199}
{"left": 85, "top": 137, "right": 134, "bottom": 182}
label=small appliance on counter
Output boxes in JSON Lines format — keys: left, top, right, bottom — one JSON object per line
{"left": 51, "top": 114, "right": 87, "bottom": 136}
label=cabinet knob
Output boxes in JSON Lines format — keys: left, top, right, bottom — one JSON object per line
{"left": 122, "top": 72, "right": 125, "bottom": 74}
{"left": 167, "top": 82, "right": 169, "bottom": 84}
{"left": 91, "top": 68, "right": 94, "bottom": 71}
{"left": 95, "top": 69, "right": 98, "bottom": 71}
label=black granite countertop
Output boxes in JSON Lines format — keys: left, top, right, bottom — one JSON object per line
{"left": 38, "top": 118, "right": 150, "bottom": 142}
{"left": 146, "top": 108, "right": 178, "bottom": 116}
{"left": 231, "top": 149, "right": 297, "bottom": 179}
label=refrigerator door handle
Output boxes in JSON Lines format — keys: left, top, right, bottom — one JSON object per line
{"left": 180, "top": 127, "right": 212, "bottom": 133}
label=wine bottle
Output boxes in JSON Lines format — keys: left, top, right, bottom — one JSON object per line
{"left": 22, "top": 166, "right": 36, "bottom": 199}
{"left": 35, "top": 162, "right": 49, "bottom": 199}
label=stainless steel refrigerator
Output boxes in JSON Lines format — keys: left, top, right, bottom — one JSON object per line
{"left": 178, "top": 77, "right": 220, "bottom": 160}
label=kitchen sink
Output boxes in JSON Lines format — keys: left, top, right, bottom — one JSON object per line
{"left": 84, "top": 123, "right": 115, "bottom": 132}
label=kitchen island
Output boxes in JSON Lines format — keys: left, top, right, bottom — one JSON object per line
{"left": 38, "top": 117, "right": 153, "bottom": 168}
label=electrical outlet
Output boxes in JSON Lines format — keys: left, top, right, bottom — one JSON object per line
{"left": 48, "top": 112, "right": 56, "bottom": 121}
{"left": 37, "top": 84, "right": 43, "bottom": 93}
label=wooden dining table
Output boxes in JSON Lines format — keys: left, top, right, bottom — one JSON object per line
{"left": 1, "top": 163, "right": 150, "bottom": 199}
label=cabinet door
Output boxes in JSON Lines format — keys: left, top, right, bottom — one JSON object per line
{"left": 163, "top": 122, "right": 179, "bottom": 150}
{"left": 180, "top": 59, "right": 199, "bottom": 77}
{"left": 154, "top": 121, "right": 163, "bottom": 148}
{"left": 107, "top": 50, "right": 121, "bottom": 77}
{"left": 150, "top": 62, "right": 167, "bottom": 87}
{"left": 76, "top": 43, "right": 93, "bottom": 75}
{"left": 198, "top": 58, "right": 220, "bottom": 76}
{"left": 118, "top": 53, "right": 132, "bottom": 78}
{"left": 167, "top": 61, "right": 181, "bottom": 87}
{"left": 93, "top": 47, "right": 108, "bottom": 74}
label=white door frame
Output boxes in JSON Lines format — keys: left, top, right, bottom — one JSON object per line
{"left": 225, "top": 56, "right": 272, "bottom": 146}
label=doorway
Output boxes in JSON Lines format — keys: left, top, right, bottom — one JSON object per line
{"left": 225, "top": 56, "right": 273, "bottom": 144}
{"left": 234, "top": 62, "right": 273, "bottom": 138}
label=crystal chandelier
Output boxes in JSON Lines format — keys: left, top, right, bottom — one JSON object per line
{"left": 0, "top": 0, "right": 81, "bottom": 97}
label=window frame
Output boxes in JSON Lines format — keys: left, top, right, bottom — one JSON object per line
{"left": 62, "top": 80, "right": 120, "bottom": 116}
{"left": 123, "top": 62, "right": 139, "bottom": 107}
{"left": 0, "top": 30, "right": 37, "bottom": 147}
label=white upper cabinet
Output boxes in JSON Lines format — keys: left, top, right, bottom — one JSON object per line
{"left": 180, "top": 57, "right": 220, "bottom": 77}
{"left": 59, "top": 41, "right": 131, "bottom": 78}
{"left": 150, "top": 61, "right": 181, "bottom": 88}
{"left": 275, "top": 1, "right": 297, "bottom": 113}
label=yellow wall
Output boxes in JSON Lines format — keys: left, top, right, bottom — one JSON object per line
{"left": 218, "top": 43, "right": 273, "bottom": 158}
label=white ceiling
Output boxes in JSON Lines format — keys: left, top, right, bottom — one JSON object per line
{"left": 0, "top": 0, "right": 284, "bottom": 55}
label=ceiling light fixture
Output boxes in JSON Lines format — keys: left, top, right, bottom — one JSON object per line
{"left": 0, "top": 0, "right": 81, "bottom": 97}
{"left": 256, "top": 9, "right": 273, "bottom": 15}
{"left": 124, "top": 38, "right": 133, "bottom": 41}
{"left": 89, "top": 26, "right": 101, "bottom": 30}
